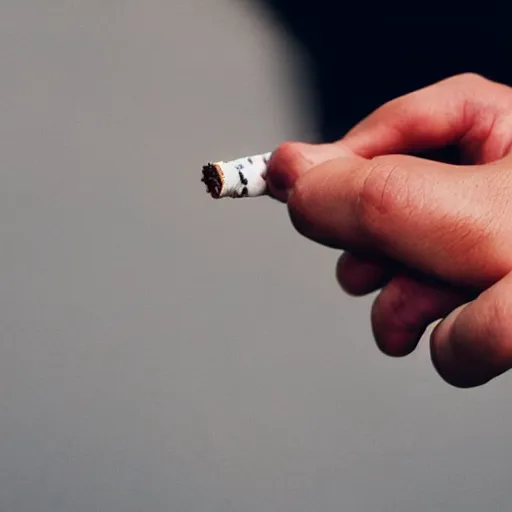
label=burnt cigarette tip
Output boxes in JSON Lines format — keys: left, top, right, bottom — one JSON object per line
{"left": 201, "top": 163, "right": 222, "bottom": 199}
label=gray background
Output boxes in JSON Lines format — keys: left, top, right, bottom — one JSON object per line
{"left": 1, "top": 1, "right": 512, "bottom": 511}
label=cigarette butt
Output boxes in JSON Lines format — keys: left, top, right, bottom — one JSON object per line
{"left": 201, "top": 152, "right": 272, "bottom": 199}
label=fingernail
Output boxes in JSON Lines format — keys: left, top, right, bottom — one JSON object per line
{"left": 294, "top": 142, "right": 353, "bottom": 166}
{"left": 267, "top": 142, "right": 352, "bottom": 201}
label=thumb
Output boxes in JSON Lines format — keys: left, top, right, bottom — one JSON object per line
{"left": 285, "top": 149, "right": 512, "bottom": 288}
{"left": 266, "top": 142, "right": 360, "bottom": 202}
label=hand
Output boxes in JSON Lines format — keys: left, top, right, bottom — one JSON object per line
{"left": 266, "top": 73, "right": 512, "bottom": 388}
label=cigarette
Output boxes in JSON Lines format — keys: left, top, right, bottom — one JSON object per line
{"left": 201, "top": 152, "right": 272, "bottom": 199}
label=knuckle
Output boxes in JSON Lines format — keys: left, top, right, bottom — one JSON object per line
{"left": 445, "top": 72, "right": 489, "bottom": 88}
{"left": 356, "top": 157, "right": 417, "bottom": 240}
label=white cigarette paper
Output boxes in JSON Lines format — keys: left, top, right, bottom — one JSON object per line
{"left": 201, "top": 152, "right": 272, "bottom": 199}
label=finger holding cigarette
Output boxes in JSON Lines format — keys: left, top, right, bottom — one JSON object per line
{"left": 201, "top": 143, "right": 353, "bottom": 201}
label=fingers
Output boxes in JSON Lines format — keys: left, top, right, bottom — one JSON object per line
{"left": 266, "top": 75, "right": 512, "bottom": 204}
{"left": 371, "top": 273, "right": 474, "bottom": 358}
{"left": 340, "top": 73, "right": 512, "bottom": 163}
{"left": 336, "top": 254, "right": 475, "bottom": 358}
{"left": 335, "top": 252, "right": 395, "bottom": 296}
{"left": 431, "top": 272, "right": 512, "bottom": 388}
{"left": 286, "top": 153, "right": 510, "bottom": 288}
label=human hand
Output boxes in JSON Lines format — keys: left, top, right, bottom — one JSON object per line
{"left": 266, "top": 73, "right": 512, "bottom": 388}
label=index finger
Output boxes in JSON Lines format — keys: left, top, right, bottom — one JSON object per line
{"left": 340, "top": 73, "right": 512, "bottom": 163}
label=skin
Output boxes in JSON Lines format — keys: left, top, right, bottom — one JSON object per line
{"left": 265, "top": 73, "right": 512, "bottom": 388}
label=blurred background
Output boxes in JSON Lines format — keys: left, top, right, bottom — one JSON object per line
{"left": 1, "top": 2, "right": 512, "bottom": 511}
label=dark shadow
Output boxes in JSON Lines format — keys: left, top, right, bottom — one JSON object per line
{"left": 256, "top": 2, "right": 512, "bottom": 144}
